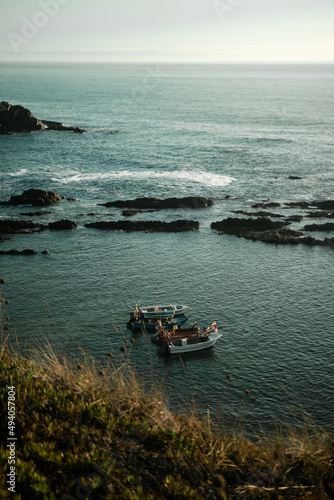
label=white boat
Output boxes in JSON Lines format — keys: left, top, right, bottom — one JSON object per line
{"left": 135, "top": 304, "right": 188, "bottom": 318}
{"left": 165, "top": 331, "right": 222, "bottom": 355}
{"left": 153, "top": 323, "right": 215, "bottom": 344}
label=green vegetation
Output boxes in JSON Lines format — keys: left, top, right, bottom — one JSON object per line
{"left": 1, "top": 280, "right": 334, "bottom": 499}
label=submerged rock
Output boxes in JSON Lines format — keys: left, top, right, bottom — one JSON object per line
{"left": 0, "top": 249, "right": 50, "bottom": 255}
{"left": 0, "top": 249, "right": 37, "bottom": 255}
{"left": 251, "top": 202, "right": 281, "bottom": 209}
{"left": 19, "top": 211, "right": 52, "bottom": 217}
{"left": 48, "top": 219, "right": 77, "bottom": 230}
{"left": 122, "top": 210, "right": 140, "bottom": 217}
{"left": 6, "top": 189, "right": 62, "bottom": 207}
{"left": 85, "top": 219, "right": 199, "bottom": 232}
{"left": 233, "top": 210, "right": 284, "bottom": 218}
{"left": 285, "top": 200, "right": 334, "bottom": 211}
{"left": 303, "top": 222, "right": 334, "bottom": 232}
{"left": 42, "top": 120, "right": 86, "bottom": 133}
{"left": 0, "top": 219, "right": 45, "bottom": 234}
{"left": 100, "top": 196, "right": 214, "bottom": 210}
{"left": 212, "top": 217, "right": 334, "bottom": 248}
{"left": 311, "top": 200, "right": 334, "bottom": 211}
{"left": 211, "top": 217, "right": 288, "bottom": 235}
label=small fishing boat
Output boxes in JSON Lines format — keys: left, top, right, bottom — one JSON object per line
{"left": 164, "top": 331, "right": 222, "bottom": 355}
{"left": 127, "top": 316, "right": 188, "bottom": 332}
{"left": 153, "top": 322, "right": 216, "bottom": 344}
{"left": 133, "top": 304, "right": 188, "bottom": 318}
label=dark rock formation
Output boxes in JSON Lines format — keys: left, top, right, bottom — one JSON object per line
{"left": 85, "top": 220, "right": 199, "bottom": 232}
{"left": 285, "top": 200, "right": 334, "bottom": 211}
{"left": 233, "top": 210, "right": 284, "bottom": 218}
{"left": 252, "top": 202, "right": 281, "bottom": 209}
{"left": 242, "top": 229, "right": 314, "bottom": 245}
{"left": 0, "top": 249, "right": 50, "bottom": 255}
{"left": 212, "top": 217, "right": 334, "bottom": 248}
{"left": 48, "top": 220, "right": 77, "bottom": 230}
{"left": 0, "top": 219, "right": 45, "bottom": 234}
{"left": 100, "top": 197, "right": 214, "bottom": 210}
{"left": 305, "top": 211, "right": 333, "bottom": 219}
{"left": 122, "top": 210, "right": 140, "bottom": 217}
{"left": 285, "top": 201, "right": 311, "bottom": 209}
{"left": 284, "top": 215, "right": 304, "bottom": 223}
{"left": 0, "top": 101, "right": 44, "bottom": 134}
{"left": 311, "top": 200, "right": 334, "bottom": 211}
{"left": 42, "top": 120, "right": 86, "bottom": 133}
{"left": 0, "top": 102, "right": 86, "bottom": 134}
{"left": 20, "top": 211, "right": 52, "bottom": 217}
{"left": 211, "top": 217, "right": 288, "bottom": 235}
{"left": 0, "top": 249, "right": 37, "bottom": 255}
{"left": 5, "top": 189, "right": 62, "bottom": 206}
{"left": 303, "top": 222, "right": 334, "bottom": 232}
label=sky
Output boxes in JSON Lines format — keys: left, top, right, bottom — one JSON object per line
{"left": 0, "top": 0, "right": 333, "bottom": 63}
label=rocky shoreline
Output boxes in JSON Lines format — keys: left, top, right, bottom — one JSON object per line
{"left": 0, "top": 189, "right": 334, "bottom": 252}
{"left": 85, "top": 219, "right": 200, "bottom": 232}
{"left": 99, "top": 196, "right": 214, "bottom": 210}
{"left": 0, "top": 102, "right": 86, "bottom": 134}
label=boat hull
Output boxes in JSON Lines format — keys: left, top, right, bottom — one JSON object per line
{"left": 167, "top": 332, "right": 222, "bottom": 355}
{"left": 136, "top": 304, "right": 188, "bottom": 318}
{"left": 154, "top": 325, "right": 215, "bottom": 344}
{"left": 129, "top": 317, "right": 188, "bottom": 331}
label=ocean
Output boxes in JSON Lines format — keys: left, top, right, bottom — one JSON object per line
{"left": 0, "top": 62, "right": 334, "bottom": 432}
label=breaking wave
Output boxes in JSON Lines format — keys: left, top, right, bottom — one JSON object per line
{"left": 52, "top": 169, "right": 236, "bottom": 188}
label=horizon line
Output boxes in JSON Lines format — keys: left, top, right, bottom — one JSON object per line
{"left": 1, "top": 59, "right": 334, "bottom": 65}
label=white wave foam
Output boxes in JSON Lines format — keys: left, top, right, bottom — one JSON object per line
{"left": 7, "top": 168, "right": 29, "bottom": 177}
{"left": 52, "top": 169, "right": 236, "bottom": 187}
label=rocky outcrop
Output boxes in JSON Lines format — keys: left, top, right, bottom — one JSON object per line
{"left": 305, "top": 211, "right": 334, "bottom": 219}
{"left": 0, "top": 102, "right": 86, "bottom": 134}
{"left": 0, "top": 219, "right": 45, "bottom": 234}
{"left": 211, "top": 217, "right": 288, "bottom": 235}
{"left": 100, "top": 197, "right": 214, "bottom": 210}
{"left": 303, "top": 222, "right": 334, "bottom": 232}
{"left": 0, "top": 249, "right": 37, "bottom": 255}
{"left": 48, "top": 220, "right": 77, "bottom": 230}
{"left": 233, "top": 210, "right": 285, "bottom": 218}
{"left": 252, "top": 202, "right": 281, "bottom": 209}
{"left": 122, "top": 210, "right": 140, "bottom": 217}
{"left": 0, "top": 101, "right": 44, "bottom": 134}
{"left": 211, "top": 217, "right": 334, "bottom": 247}
{"left": 285, "top": 200, "right": 334, "bottom": 211}
{"left": 5, "top": 189, "right": 62, "bottom": 206}
{"left": 242, "top": 229, "right": 317, "bottom": 246}
{"left": 85, "top": 220, "right": 199, "bottom": 232}
{"left": 42, "top": 120, "right": 86, "bottom": 133}
{"left": 19, "top": 211, "right": 52, "bottom": 217}
{"left": 0, "top": 249, "right": 49, "bottom": 255}
{"left": 311, "top": 200, "right": 334, "bottom": 211}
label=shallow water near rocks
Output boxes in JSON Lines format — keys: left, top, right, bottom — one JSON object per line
{"left": 1, "top": 62, "right": 334, "bottom": 432}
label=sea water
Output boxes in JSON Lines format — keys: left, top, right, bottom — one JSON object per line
{"left": 0, "top": 62, "right": 334, "bottom": 432}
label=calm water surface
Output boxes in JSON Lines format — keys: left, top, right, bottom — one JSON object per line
{"left": 0, "top": 63, "right": 333, "bottom": 432}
